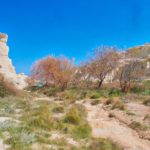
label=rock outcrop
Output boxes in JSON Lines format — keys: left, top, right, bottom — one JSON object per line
{"left": 0, "top": 32, "right": 27, "bottom": 89}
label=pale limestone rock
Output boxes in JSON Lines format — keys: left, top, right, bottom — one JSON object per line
{"left": 0, "top": 32, "right": 28, "bottom": 89}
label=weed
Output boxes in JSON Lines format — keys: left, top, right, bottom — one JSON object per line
{"left": 91, "top": 99, "right": 100, "bottom": 105}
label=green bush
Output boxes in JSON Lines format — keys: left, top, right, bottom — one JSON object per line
{"left": 109, "top": 88, "right": 122, "bottom": 97}
{"left": 142, "top": 90, "right": 150, "bottom": 96}
{"left": 0, "top": 83, "right": 12, "bottom": 97}
{"left": 143, "top": 80, "right": 150, "bottom": 88}
{"left": 130, "top": 86, "right": 145, "bottom": 94}
{"left": 43, "top": 87, "right": 61, "bottom": 96}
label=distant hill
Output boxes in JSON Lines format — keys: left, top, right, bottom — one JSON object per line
{"left": 127, "top": 43, "right": 150, "bottom": 59}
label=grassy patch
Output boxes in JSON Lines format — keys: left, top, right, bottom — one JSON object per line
{"left": 22, "top": 104, "right": 55, "bottom": 131}
{"left": 83, "top": 138, "right": 122, "bottom": 150}
{"left": 71, "top": 123, "right": 92, "bottom": 139}
{"left": 90, "top": 92, "right": 100, "bottom": 99}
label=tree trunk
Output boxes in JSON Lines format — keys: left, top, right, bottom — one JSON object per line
{"left": 121, "top": 81, "right": 130, "bottom": 93}
{"left": 97, "top": 80, "right": 103, "bottom": 89}
{"left": 61, "top": 82, "right": 67, "bottom": 91}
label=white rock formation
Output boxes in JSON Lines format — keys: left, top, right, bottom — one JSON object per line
{"left": 0, "top": 32, "right": 28, "bottom": 89}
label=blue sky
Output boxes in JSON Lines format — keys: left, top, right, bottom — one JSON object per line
{"left": 0, "top": 0, "right": 150, "bottom": 74}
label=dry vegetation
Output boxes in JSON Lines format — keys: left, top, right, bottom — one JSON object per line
{"left": 0, "top": 46, "right": 150, "bottom": 150}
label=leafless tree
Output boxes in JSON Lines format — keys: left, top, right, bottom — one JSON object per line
{"left": 31, "top": 56, "right": 75, "bottom": 90}
{"left": 85, "top": 46, "right": 119, "bottom": 88}
{"left": 116, "top": 52, "right": 146, "bottom": 93}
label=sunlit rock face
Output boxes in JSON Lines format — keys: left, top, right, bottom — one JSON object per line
{"left": 0, "top": 32, "right": 28, "bottom": 89}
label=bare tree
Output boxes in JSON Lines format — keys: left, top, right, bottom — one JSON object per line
{"left": 31, "top": 56, "right": 75, "bottom": 90}
{"left": 85, "top": 46, "right": 119, "bottom": 88}
{"left": 116, "top": 52, "right": 146, "bottom": 93}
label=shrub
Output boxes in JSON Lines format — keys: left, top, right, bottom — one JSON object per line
{"left": 0, "top": 74, "right": 21, "bottom": 97}
{"left": 72, "top": 123, "right": 92, "bottom": 139}
{"left": 52, "top": 106, "right": 64, "bottom": 113}
{"left": 63, "top": 104, "right": 86, "bottom": 125}
{"left": 78, "top": 91, "right": 87, "bottom": 99}
{"left": 43, "top": 87, "right": 61, "bottom": 96}
{"left": 112, "top": 101, "right": 125, "bottom": 110}
{"left": 143, "top": 99, "right": 150, "bottom": 106}
{"left": 142, "top": 90, "right": 150, "bottom": 96}
{"left": 64, "top": 109, "right": 81, "bottom": 125}
{"left": 130, "top": 86, "right": 145, "bottom": 94}
{"left": 90, "top": 93, "right": 100, "bottom": 99}
{"left": 105, "top": 98, "right": 114, "bottom": 105}
{"left": 63, "top": 89, "right": 77, "bottom": 100}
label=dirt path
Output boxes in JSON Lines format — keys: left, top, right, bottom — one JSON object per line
{"left": 83, "top": 102, "right": 150, "bottom": 150}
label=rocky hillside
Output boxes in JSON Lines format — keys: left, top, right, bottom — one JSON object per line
{"left": 128, "top": 43, "right": 150, "bottom": 59}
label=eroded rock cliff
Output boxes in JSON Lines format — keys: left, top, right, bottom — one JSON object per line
{"left": 0, "top": 32, "right": 27, "bottom": 89}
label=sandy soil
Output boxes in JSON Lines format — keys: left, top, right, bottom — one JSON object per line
{"left": 83, "top": 102, "right": 150, "bottom": 150}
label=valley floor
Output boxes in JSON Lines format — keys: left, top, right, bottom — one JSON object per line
{"left": 0, "top": 93, "right": 149, "bottom": 150}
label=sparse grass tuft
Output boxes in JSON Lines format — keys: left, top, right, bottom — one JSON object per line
{"left": 143, "top": 99, "right": 150, "bottom": 106}
{"left": 130, "top": 121, "right": 148, "bottom": 131}
{"left": 111, "top": 101, "right": 125, "bottom": 111}
{"left": 105, "top": 98, "right": 114, "bottom": 105}
{"left": 52, "top": 106, "right": 64, "bottom": 113}
{"left": 84, "top": 138, "right": 122, "bottom": 150}
{"left": 91, "top": 99, "right": 100, "bottom": 105}
{"left": 63, "top": 105, "right": 84, "bottom": 125}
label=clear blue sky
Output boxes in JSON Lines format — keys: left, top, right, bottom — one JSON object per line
{"left": 0, "top": 0, "right": 150, "bottom": 74}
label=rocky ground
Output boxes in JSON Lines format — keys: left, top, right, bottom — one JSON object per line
{"left": 82, "top": 100, "right": 150, "bottom": 150}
